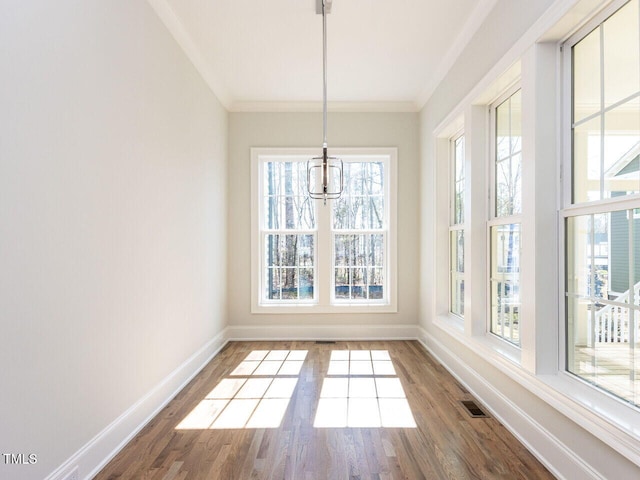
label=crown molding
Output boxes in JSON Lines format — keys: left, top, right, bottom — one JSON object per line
{"left": 229, "top": 101, "right": 420, "bottom": 113}
{"left": 147, "top": 0, "right": 233, "bottom": 109}
{"left": 416, "top": 0, "right": 498, "bottom": 109}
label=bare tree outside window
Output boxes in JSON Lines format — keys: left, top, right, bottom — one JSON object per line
{"left": 490, "top": 89, "right": 522, "bottom": 345}
{"left": 450, "top": 135, "right": 465, "bottom": 317}
{"left": 333, "top": 162, "right": 385, "bottom": 301}
{"left": 256, "top": 149, "right": 393, "bottom": 309}
{"left": 264, "top": 161, "right": 315, "bottom": 300}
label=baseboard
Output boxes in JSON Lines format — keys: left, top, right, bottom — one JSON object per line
{"left": 44, "top": 324, "right": 607, "bottom": 480}
{"left": 226, "top": 323, "right": 420, "bottom": 341}
{"left": 45, "top": 328, "right": 229, "bottom": 480}
{"left": 416, "top": 327, "right": 603, "bottom": 480}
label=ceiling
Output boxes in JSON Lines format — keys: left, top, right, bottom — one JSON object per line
{"left": 148, "top": 0, "right": 497, "bottom": 112}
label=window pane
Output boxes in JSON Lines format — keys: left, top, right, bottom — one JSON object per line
{"left": 263, "top": 161, "right": 315, "bottom": 230}
{"left": 334, "top": 234, "right": 383, "bottom": 268}
{"left": 281, "top": 268, "right": 298, "bottom": 299}
{"left": 572, "top": 1, "right": 640, "bottom": 205}
{"left": 567, "top": 210, "right": 640, "bottom": 304}
{"left": 334, "top": 234, "right": 353, "bottom": 266}
{"left": 369, "top": 268, "right": 384, "bottom": 299}
{"left": 495, "top": 91, "right": 522, "bottom": 217}
{"left": 453, "top": 136, "right": 465, "bottom": 225}
{"left": 567, "top": 210, "right": 640, "bottom": 405}
{"left": 265, "top": 268, "right": 282, "bottom": 300}
{"left": 573, "top": 115, "right": 601, "bottom": 203}
{"left": 352, "top": 268, "right": 366, "bottom": 300}
{"left": 496, "top": 154, "right": 522, "bottom": 217}
{"left": 264, "top": 234, "right": 314, "bottom": 301}
{"left": 335, "top": 268, "right": 350, "bottom": 299}
{"left": 603, "top": 98, "right": 640, "bottom": 198}
{"left": 450, "top": 230, "right": 464, "bottom": 274}
{"left": 450, "top": 275, "right": 464, "bottom": 317}
{"left": 496, "top": 99, "right": 511, "bottom": 161}
{"left": 566, "top": 215, "right": 592, "bottom": 300}
{"left": 566, "top": 0, "right": 640, "bottom": 406}
{"left": 334, "top": 234, "right": 385, "bottom": 301}
{"left": 333, "top": 161, "right": 385, "bottom": 230}
{"left": 450, "top": 230, "right": 464, "bottom": 316}
{"left": 299, "top": 268, "right": 314, "bottom": 299}
{"left": 568, "top": 297, "right": 639, "bottom": 405}
{"left": 333, "top": 196, "right": 384, "bottom": 230}
{"left": 603, "top": 0, "right": 640, "bottom": 108}
{"left": 510, "top": 90, "right": 522, "bottom": 155}
{"left": 490, "top": 224, "right": 521, "bottom": 345}
{"left": 265, "top": 234, "right": 314, "bottom": 267}
{"left": 334, "top": 267, "right": 385, "bottom": 301}
{"left": 264, "top": 195, "right": 315, "bottom": 230}
{"left": 573, "top": 27, "right": 601, "bottom": 123}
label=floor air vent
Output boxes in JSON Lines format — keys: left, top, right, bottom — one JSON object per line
{"left": 315, "top": 340, "right": 336, "bottom": 344}
{"left": 461, "top": 400, "right": 488, "bottom": 418}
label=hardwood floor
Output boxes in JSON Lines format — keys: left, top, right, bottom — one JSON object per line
{"left": 95, "top": 341, "right": 554, "bottom": 479}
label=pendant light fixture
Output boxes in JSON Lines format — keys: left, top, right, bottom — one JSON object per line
{"left": 307, "top": 0, "right": 343, "bottom": 205}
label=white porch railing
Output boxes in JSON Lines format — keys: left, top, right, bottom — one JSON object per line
{"left": 592, "top": 283, "right": 640, "bottom": 344}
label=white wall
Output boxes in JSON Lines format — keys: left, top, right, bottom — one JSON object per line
{"left": 0, "top": 2, "right": 228, "bottom": 479}
{"left": 228, "top": 112, "right": 419, "bottom": 336}
{"left": 420, "top": 0, "right": 640, "bottom": 478}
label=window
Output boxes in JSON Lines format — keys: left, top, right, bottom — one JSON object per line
{"left": 564, "top": 0, "right": 640, "bottom": 406}
{"left": 490, "top": 89, "right": 522, "bottom": 345}
{"left": 261, "top": 159, "right": 316, "bottom": 302}
{"left": 333, "top": 162, "right": 386, "bottom": 302}
{"left": 252, "top": 148, "right": 397, "bottom": 313}
{"left": 450, "top": 134, "right": 465, "bottom": 317}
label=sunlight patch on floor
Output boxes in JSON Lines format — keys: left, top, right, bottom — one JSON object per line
{"left": 313, "top": 350, "right": 416, "bottom": 428}
{"left": 176, "top": 350, "right": 307, "bottom": 430}
{"left": 176, "top": 348, "right": 416, "bottom": 430}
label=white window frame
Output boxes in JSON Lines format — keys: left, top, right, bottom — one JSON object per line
{"left": 561, "top": 0, "right": 640, "bottom": 407}
{"left": 251, "top": 147, "right": 397, "bottom": 314}
{"left": 489, "top": 85, "right": 523, "bottom": 347}
{"left": 449, "top": 131, "right": 465, "bottom": 318}
{"left": 429, "top": 0, "right": 640, "bottom": 465}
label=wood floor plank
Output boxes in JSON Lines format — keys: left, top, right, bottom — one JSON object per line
{"left": 95, "top": 341, "right": 555, "bottom": 479}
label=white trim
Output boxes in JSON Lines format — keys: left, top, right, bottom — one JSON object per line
{"left": 562, "top": 195, "right": 640, "bottom": 217}
{"left": 418, "top": 327, "right": 607, "bottom": 480}
{"left": 147, "top": 0, "right": 616, "bottom": 114}
{"left": 44, "top": 329, "right": 229, "bottom": 480}
{"left": 230, "top": 101, "right": 419, "bottom": 113}
{"left": 44, "top": 324, "right": 640, "bottom": 479}
{"left": 433, "top": 0, "right": 612, "bottom": 137}
{"left": 563, "top": 0, "right": 631, "bottom": 48}
{"left": 416, "top": 0, "right": 499, "bottom": 108}
{"left": 226, "top": 324, "right": 420, "bottom": 341}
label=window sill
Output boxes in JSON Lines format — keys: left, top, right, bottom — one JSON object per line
{"left": 535, "top": 372, "right": 640, "bottom": 466}
{"left": 433, "top": 314, "right": 522, "bottom": 366}
{"left": 433, "top": 313, "right": 464, "bottom": 333}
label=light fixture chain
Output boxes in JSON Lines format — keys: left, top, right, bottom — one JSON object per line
{"left": 307, "top": 0, "right": 343, "bottom": 203}
{"left": 322, "top": 0, "right": 328, "bottom": 148}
